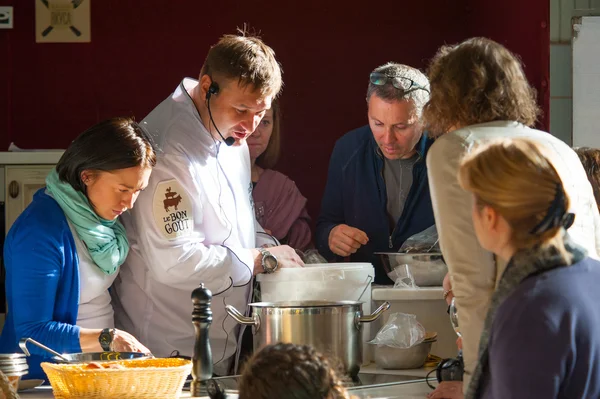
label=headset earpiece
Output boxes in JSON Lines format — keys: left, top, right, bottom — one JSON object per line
{"left": 206, "top": 82, "right": 219, "bottom": 100}
{"left": 204, "top": 80, "right": 234, "bottom": 146}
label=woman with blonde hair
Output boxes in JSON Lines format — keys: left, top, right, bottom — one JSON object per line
{"left": 423, "top": 37, "right": 600, "bottom": 388}
{"left": 428, "top": 138, "right": 600, "bottom": 399}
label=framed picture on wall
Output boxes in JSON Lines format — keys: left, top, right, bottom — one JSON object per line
{"left": 35, "top": 0, "right": 91, "bottom": 43}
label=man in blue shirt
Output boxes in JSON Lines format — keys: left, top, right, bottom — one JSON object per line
{"left": 316, "top": 63, "right": 435, "bottom": 284}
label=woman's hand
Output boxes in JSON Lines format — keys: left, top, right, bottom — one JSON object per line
{"left": 111, "top": 329, "right": 151, "bottom": 353}
{"left": 443, "top": 273, "right": 454, "bottom": 305}
{"left": 427, "top": 381, "right": 464, "bottom": 399}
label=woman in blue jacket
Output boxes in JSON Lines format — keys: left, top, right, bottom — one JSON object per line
{"left": 0, "top": 117, "right": 156, "bottom": 380}
{"left": 428, "top": 138, "right": 600, "bottom": 399}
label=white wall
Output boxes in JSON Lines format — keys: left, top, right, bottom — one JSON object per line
{"left": 550, "top": 0, "right": 600, "bottom": 145}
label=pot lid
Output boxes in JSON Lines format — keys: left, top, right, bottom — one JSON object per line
{"left": 249, "top": 300, "right": 363, "bottom": 308}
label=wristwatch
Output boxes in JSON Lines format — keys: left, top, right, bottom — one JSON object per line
{"left": 259, "top": 248, "right": 278, "bottom": 274}
{"left": 99, "top": 328, "right": 114, "bottom": 352}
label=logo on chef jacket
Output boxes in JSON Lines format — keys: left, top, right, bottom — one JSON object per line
{"left": 153, "top": 180, "right": 193, "bottom": 240}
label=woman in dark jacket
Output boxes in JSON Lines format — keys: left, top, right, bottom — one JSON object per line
{"left": 429, "top": 137, "right": 600, "bottom": 399}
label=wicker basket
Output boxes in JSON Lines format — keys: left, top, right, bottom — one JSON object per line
{"left": 0, "top": 369, "right": 19, "bottom": 399}
{"left": 41, "top": 358, "right": 191, "bottom": 399}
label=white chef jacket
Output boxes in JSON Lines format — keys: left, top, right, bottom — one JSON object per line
{"left": 112, "top": 78, "right": 274, "bottom": 375}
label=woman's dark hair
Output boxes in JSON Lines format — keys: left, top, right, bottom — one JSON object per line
{"left": 574, "top": 146, "right": 600, "bottom": 211}
{"left": 238, "top": 343, "right": 351, "bottom": 399}
{"left": 56, "top": 117, "right": 157, "bottom": 192}
{"left": 255, "top": 98, "right": 281, "bottom": 169}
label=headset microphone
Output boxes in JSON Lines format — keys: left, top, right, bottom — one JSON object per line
{"left": 206, "top": 82, "right": 235, "bottom": 146}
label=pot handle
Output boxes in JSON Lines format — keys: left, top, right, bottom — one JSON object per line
{"left": 19, "top": 337, "right": 70, "bottom": 361}
{"left": 225, "top": 305, "right": 260, "bottom": 329}
{"left": 357, "top": 301, "right": 390, "bottom": 323}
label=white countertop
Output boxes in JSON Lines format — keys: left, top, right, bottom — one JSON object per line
{"left": 361, "top": 362, "right": 436, "bottom": 378}
{"left": 19, "top": 386, "right": 208, "bottom": 398}
{"left": 372, "top": 286, "right": 444, "bottom": 301}
{"left": 0, "top": 151, "right": 64, "bottom": 164}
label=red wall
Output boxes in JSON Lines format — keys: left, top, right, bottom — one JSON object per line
{"left": 0, "top": 0, "right": 548, "bottom": 225}
{"left": 467, "top": 0, "right": 550, "bottom": 131}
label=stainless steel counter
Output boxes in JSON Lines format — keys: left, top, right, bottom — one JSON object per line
{"left": 19, "top": 380, "right": 436, "bottom": 399}
{"left": 18, "top": 365, "right": 438, "bottom": 398}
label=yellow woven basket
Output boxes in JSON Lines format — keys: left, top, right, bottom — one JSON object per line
{"left": 41, "top": 358, "right": 192, "bottom": 399}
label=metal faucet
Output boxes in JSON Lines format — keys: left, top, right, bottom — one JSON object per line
{"left": 191, "top": 283, "right": 213, "bottom": 397}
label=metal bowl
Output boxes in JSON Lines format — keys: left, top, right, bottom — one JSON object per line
{"left": 53, "top": 352, "right": 150, "bottom": 364}
{"left": 376, "top": 252, "right": 447, "bottom": 286}
{"left": 374, "top": 334, "right": 437, "bottom": 369}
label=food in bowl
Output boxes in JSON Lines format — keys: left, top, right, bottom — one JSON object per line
{"left": 52, "top": 351, "right": 150, "bottom": 363}
{"left": 83, "top": 362, "right": 126, "bottom": 370}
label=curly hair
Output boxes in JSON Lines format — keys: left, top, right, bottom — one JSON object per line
{"left": 238, "top": 343, "right": 352, "bottom": 399}
{"left": 423, "top": 37, "right": 540, "bottom": 137}
{"left": 574, "top": 147, "right": 600, "bottom": 211}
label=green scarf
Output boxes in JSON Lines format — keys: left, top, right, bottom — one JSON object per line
{"left": 45, "top": 169, "right": 129, "bottom": 275}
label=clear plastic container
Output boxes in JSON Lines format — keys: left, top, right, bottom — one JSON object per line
{"left": 256, "top": 263, "right": 374, "bottom": 302}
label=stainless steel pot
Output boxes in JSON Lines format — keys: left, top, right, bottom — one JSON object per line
{"left": 226, "top": 300, "right": 390, "bottom": 376}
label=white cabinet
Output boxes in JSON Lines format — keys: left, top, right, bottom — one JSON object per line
{"left": 5, "top": 166, "right": 54, "bottom": 233}
{"left": 0, "top": 152, "right": 63, "bottom": 327}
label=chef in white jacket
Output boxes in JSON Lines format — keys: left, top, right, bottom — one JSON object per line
{"left": 112, "top": 33, "right": 304, "bottom": 376}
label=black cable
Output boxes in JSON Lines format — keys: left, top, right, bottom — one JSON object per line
{"left": 426, "top": 367, "right": 439, "bottom": 390}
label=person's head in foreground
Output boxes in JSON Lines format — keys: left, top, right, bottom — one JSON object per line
{"left": 238, "top": 343, "right": 353, "bottom": 399}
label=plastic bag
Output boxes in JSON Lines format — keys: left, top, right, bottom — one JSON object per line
{"left": 391, "top": 264, "right": 418, "bottom": 289}
{"left": 368, "top": 312, "right": 426, "bottom": 348}
{"left": 296, "top": 249, "right": 328, "bottom": 264}
{"left": 399, "top": 225, "right": 440, "bottom": 253}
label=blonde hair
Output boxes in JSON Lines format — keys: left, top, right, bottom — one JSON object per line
{"left": 458, "top": 138, "right": 571, "bottom": 259}
{"left": 423, "top": 37, "right": 540, "bottom": 137}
